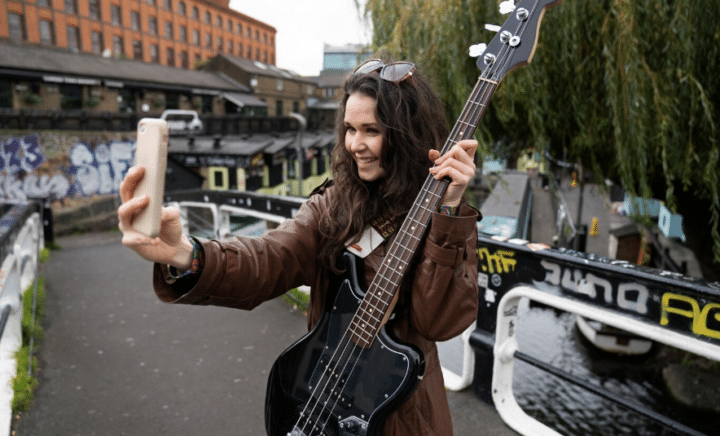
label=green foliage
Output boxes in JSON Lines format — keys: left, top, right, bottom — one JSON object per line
{"left": 363, "top": 0, "right": 720, "bottom": 263}
{"left": 13, "top": 276, "right": 46, "bottom": 414}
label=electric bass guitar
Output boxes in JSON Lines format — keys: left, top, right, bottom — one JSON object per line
{"left": 265, "top": 1, "right": 562, "bottom": 434}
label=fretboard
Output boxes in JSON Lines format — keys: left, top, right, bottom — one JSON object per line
{"left": 348, "top": 77, "right": 499, "bottom": 348}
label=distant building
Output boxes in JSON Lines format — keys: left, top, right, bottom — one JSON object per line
{"left": 0, "top": 40, "right": 252, "bottom": 115}
{"left": 202, "top": 54, "right": 316, "bottom": 117}
{"left": 0, "top": 0, "right": 276, "bottom": 69}
{"left": 308, "top": 43, "right": 371, "bottom": 129}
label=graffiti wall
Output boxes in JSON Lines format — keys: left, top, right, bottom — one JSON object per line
{"left": 0, "top": 134, "right": 136, "bottom": 203}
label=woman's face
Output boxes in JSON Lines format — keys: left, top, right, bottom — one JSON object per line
{"left": 344, "top": 92, "right": 386, "bottom": 182}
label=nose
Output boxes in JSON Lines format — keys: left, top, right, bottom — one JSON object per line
{"left": 347, "top": 131, "right": 366, "bottom": 153}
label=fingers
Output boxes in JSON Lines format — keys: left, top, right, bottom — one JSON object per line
{"left": 119, "top": 166, "right": 145, "bottom": 203}
{"left": 117, "top": 194, "right": 149, "bottom": 232}
{"left": 429, "top": 140, "right": 478, "bottom": 185}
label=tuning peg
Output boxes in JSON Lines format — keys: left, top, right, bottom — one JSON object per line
{"left": 469, "top": 43, "right": 487, "bottom": 57}
{"left": 485, "top": 24, "right": 501, "bottom": 33}
{"left": 499, "top": 0, "right": 516, "bottom": 14}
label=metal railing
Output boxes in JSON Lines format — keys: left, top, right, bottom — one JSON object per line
{"left": 163, "top": 189, "right": 720, "bottom": 436}
{"left": 0, "top": 200, "right": 44, "bottom": 435}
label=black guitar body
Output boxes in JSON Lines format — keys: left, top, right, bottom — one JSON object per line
{"left": 265, "top": 252, "right": 425, "bottom": 436}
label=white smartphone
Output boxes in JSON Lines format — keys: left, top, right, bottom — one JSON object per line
{"left": 133, "top": 118, "right": 169, "bottom": 238}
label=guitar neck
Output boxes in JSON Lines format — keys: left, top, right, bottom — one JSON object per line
{"left": 348, "top": 78, "right": 499, "bottom": 349}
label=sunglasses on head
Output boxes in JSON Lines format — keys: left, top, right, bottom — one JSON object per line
{"left": 353, "top": 59, "right": 416, "bottom": 83}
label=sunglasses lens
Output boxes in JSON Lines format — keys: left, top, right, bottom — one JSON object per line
{"left": 380, "top": 62, "right": 416, "bottom": 83}
{"left": 354, "top": 59, "right": 384, "bottom": 75}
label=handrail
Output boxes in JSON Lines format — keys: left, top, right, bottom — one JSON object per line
{"left": 0, "top": 200, "right": 44, "bottom": 436}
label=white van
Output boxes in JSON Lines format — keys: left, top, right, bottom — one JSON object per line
{"left": 160, "top": 110, "right": 203, "bottom": 134}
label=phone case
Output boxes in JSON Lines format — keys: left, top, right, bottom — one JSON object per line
{"left": 133, "top": 118, "right": 168, "bottom": 238}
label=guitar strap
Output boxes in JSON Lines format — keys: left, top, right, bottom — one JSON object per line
{"left": 345, "top": 213, "right": 398, "bottom": 258}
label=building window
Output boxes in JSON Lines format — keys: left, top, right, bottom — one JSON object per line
{"left": 39, "top": 20, "right": 54, "bottom": 45}
{"left": 37, "top": 0, "right": 50, "bottom": 7}
{"left": 0, "top": 80, "right": 13, "bottom": 108}
{"left": 255, "top": 30, "right": 259, "bottom": 40}
{"left": 60, "top": 84, "right": 82, "bottom": 110}
{"left": 91, "top": 31, "right": 103, "bottom": 54}
{"left": 65, "top": 0, "right": 77, "bottom": 14}
{"left": 164, "top": 21, "right": 173, "bottom": 38}
{"left": 149, "top": 16, "right": 157, "bottom": 35}
{"left": 227, "top": 40, "right": 233, "bottom": 54}
{"left": 216, "top": 15, "right": 221, "bottom": 27}
{"left": 67, "top": 25, "right": 80, "bottom": 51}
{"left": 163, "top": 0, "right": 171, "bottom": 10}
{"left": 165, "top": 92, "right": 179, "bottom": 109}
{"left": 131, "top": 11, "right": 140, "bottom": 30}
{"left": 178, "top": 1, "right": 186, "bottom": 15}
{"left": 111, "top": 4, "right": 121, "bottom": 26}
{"left": 89, "top": 0, "right": 101, "bottom": 20}
{"left": 275, "top": 100, "right": 283, "bottom": 116}
{"left": 236, "top": 23, "right": 242, "bottom": 35}
{"left": 8, "top": 13, "right": 25, "bottom": 41}
{"left": 113, "top": 35, "right": 124, "bottom": 57}
{"left": 146, "top": 0, "right": 155, "bottom": 6}
{"left": 246, "top": 26, "right": 251, "bottom": 38}
{"left": 166, "top": 48, "right": 175, "bottom": 66}
{"left": 179, "top": 25, "right": 187, "bottom": 42}
{"left": 216, "top": 37, "right": 222, "bottom": 51}
{"left": 204, "top": 11, "right": 210, "bottom": 23}
{"left": 293, "top": 101, "right": 300, "bottom": 114}
{"left": 246, "top": 46, "right": 251, "bottom": 58}
{"left": 118, "top": 88, "right": 135, "bottom": 112}
{"left": 133, "top": 40, "right": 142, "bottom": 59}
{"left": 205, "top": 33, "right": 211, "bottom": 49}
{"left": 150, "top": 44, "right": 159, "bottom": 62}
{"left": 192, "top": 29, "right": 199, "bottom": 45}
{"left": 180, "top": 51, "right": 189, "bottom": 68}
{"left": 227, "top": 19, "right": 232, "bottom": 32}
{"left": 276, "top": 79, "right": 283, "bottom": 91}
{"left": 192, "top": 6, "right": 198, "bottom": 19}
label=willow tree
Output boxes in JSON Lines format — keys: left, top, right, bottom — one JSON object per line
{"left": 362, "top": 0, "right": 720, "bottom": 275}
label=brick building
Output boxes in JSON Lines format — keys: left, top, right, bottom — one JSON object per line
{"left": 0, "top": 0, "right": 276, "bottom": 69}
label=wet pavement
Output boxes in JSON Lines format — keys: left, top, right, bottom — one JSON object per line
{"left": 13, "top": 231, "right": 517, "bottom": 436}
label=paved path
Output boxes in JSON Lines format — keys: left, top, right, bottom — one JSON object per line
{"left": 13, "top": 231, "right": 517, "bottom": 436}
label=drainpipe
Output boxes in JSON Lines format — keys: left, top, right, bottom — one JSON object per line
{"left": 289, "top": 112, "right": 306, "bottom": 197}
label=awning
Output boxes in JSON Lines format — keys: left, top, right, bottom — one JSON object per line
{"left": 223, "top": 92, "right": 268, "bottom": 108}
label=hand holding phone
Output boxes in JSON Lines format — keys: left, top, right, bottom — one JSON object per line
{"left": 132, "top": 118, "right": 168, "bottom": 238}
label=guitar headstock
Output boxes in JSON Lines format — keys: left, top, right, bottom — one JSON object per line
{"left": 475, "top": 0, "right": 564, "bottom": 81}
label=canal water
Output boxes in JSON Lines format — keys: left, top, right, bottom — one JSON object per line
{"left": 512, "top": 298, "right": 719, "bottom": 436}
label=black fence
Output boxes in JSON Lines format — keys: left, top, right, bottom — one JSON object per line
{"left": 0, "top": 109, "right": 307, "bottom": 134}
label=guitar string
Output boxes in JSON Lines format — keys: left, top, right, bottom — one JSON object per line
{"left": 298, "top": 54, "right": 503, "bottom": 436}
{"left": 292, "top": 7, "right": 537, "bottom": 432}
{"left": 302, "top": 77, "right": 496, "bottom": 436}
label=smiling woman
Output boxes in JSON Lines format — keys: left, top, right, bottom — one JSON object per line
{"left": 118, "top": 57, "right": 479, "bottom": 436}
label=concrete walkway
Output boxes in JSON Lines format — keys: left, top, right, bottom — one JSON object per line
{"left": 13, "top": 231, "right": 517, "bottom": 436}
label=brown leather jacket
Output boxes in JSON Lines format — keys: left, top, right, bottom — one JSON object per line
{"left": 152, "top": 184, "right": 479, "bottom": 435}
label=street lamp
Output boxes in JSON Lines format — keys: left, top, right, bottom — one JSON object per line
{"left": 289, "top": 112, "right": 306, "bottom": 197}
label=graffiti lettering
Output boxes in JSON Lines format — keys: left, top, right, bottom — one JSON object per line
{"left": 660, "top": 293, "right": 720, "bottom": 339}
{"left": 69, "top": 141, "right": 134, "bottom": 196}
{"left": 535, "top": 260, "right": 649, "bottom": 315}
{"left": 478, "top": 248, "right": 517, "bottom": 274}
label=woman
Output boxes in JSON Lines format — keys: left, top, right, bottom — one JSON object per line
{"left": 118, "top": 59, "right": 480, "bottom": 435}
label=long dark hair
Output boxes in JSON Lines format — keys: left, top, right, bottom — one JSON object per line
{"left": 318, "top": 69, "right": 449, "bottom": 272}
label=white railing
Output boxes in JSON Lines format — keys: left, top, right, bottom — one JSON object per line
{"left": 492, "top": 285, "right": 720, "bottom": 436}
{"left": 0, "top": 204, "right": 43, "bottom": 436}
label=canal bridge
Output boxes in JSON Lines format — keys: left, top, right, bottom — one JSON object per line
{"left": 1, "top": 189, "right": 719, "bottom": 435}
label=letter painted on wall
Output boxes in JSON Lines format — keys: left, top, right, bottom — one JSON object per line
{"left": 0, "top": 135, "right": 136, "bottom": 203}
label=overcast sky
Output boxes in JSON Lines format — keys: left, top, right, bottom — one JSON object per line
{"left": 229, "top": 0, "right": 371, "bottom": 77}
